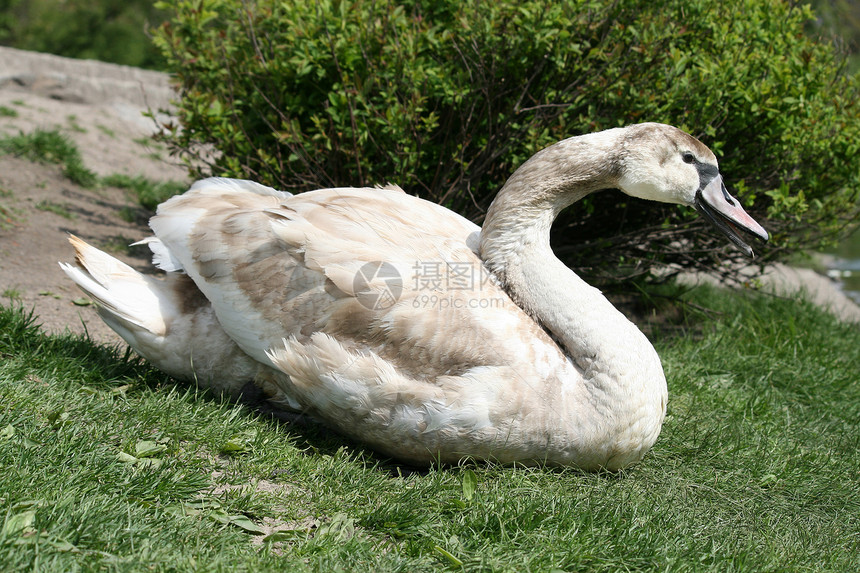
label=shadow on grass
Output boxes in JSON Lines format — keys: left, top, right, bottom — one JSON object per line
{"left": 0, "top": 302, "right": 438, "bottom": 477}
{"left": 0, "top": 303, "right": 628, "bottom": 482}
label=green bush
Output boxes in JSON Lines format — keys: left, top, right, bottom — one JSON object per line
{"left": 152, "top": 0, "right": 860, "bottom": 284}
{"left": 0, "top": 0, "right": 168, "bottom": 69}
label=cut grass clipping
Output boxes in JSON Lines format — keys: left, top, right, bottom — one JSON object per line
{"left": 0, "top": 128, "right": 97, "bottom": 188}
{"left": 0, "top": 285, "right": 858, "bottom": 571}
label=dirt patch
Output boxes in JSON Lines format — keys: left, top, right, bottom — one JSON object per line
{"left": 0, "top": 47, "right": 188, "bottom": 344}
{"left": 0, "top": 155, "right": 155, "bottom": 343}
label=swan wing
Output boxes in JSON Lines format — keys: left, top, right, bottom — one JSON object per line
{"left": 146, "top": 178, "right": 578, "bottom": 460}
{"left": 148, "top": 178, "right": 570, "bottom": 375}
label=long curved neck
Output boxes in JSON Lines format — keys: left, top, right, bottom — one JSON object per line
{"left": 477, "top": 126, "right": 669, "bottom": 468}
{"left": 480, "top": 130, "right": 623, "bottom": 272}
{"left": 479, "top": 128, "right": 645, "bottom": 365}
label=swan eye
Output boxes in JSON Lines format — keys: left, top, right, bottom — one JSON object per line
{"left": 682, "top": 152, "right": 695, "bottom": 164}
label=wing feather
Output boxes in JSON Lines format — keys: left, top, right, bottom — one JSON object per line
{"left": 145, "top": 177, "right": 571, "bottom": 414}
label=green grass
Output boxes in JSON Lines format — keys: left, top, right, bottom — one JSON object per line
{"left": 101, "top": 174, "right": 188, "bottom": 211}
{"left": 0, "top": 129, "right": 97, "bottom": 188}
{"left": 0, "top": 187, "right": 19, "bottom": 231}
{"left": 0, "top": 204, "right": 14, "bottom": 230}
{"left": 0, "top": 287, "right": 858, "bottom": 571}
{"left": 34, "top": 200, "right": 76, "bottom": 220}
{"left": 95, "top": 124, "right": 116, "bottom": 138}
{"left": 65, "top": 115, "right": 87, "bottom": 134}
{"left": 133, "top": 136, "right": 164, "bottom": 149}
{"left": 0, "top": 106, "right": 18, "bottom": 118}
{"left": 0, "top": 128, "right": 188, "bottom": 212}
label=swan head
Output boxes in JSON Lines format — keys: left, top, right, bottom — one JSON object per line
{"left": 617, "top": 123, "right": 769, "bottom": 256}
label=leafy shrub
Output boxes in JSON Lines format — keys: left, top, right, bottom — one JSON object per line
{"left": 152, "top": 0, "right": 860, "bottom": 284}
{"left": 0, "top": 0, "right": 168, "bottom": 69}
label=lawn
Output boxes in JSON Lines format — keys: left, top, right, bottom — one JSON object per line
{"left": 0, "top": 286, "right": 858, "bottom": 571}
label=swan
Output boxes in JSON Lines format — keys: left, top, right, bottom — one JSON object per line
{"left": 60, "top": 123, "right": 767, "bottom": 470}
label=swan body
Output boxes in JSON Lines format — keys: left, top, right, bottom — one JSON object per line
{"left": 61, "top": 123, "right": 767, "bottom": 469}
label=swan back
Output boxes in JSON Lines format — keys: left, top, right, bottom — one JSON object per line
{"left": 151, "top": 182, "right": 571, "bottom": 382}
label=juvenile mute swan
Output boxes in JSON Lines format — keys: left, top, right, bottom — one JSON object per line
{"left": 61, "top": 123, "right": 767, "bottom": 469}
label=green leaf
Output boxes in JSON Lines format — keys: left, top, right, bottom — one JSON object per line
{"left": 43, "top": 537, "right": 78, "bottom": 552}
{"left": 461, "top": 469, "right": 477, "bottom": 501}
{"left": 134, "top": 440, "right": 167, "bottom": 458}
{"left": 21, "top": 436, "right": 40, "bottom": 449}
{"left": 209, "top": 510, "right": 266, "bottom": 534}
{"left": 117, "top": 451, "right": 139, "bottom": 464}
{"left": 434, "top": 545, "right": 463, "bottom": 567}
{"left": 219, "top": 438, "right": 250, "bottom": 454}
{"left": 219, "top": 430, "right": 256, "bottom": 454}
{"left": 315, "top": 512, "right": 355, "bottom": 542}
{"left": 164, "top": 499, "right": 221, "bottom": 517}
{"left": 0, "top": 424, "right": 15, "bottom": 439}
{"left": 2, "top": 509, "right": 37, "bottom": 536}
{"left": 263, "top": 528, "right": 312, "bottom": 543}
{"left": 46, "top": 409, "right": 69, "bottom": 426}
{"left": 225, "top": 515, "right": 266, "bottom": 534}
{"left": 135, "top": 458, "right": 164, "bottom": 469}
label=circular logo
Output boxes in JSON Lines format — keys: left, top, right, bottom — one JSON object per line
{"left": 353, "top": 261, "right": 403, "bottom": 310}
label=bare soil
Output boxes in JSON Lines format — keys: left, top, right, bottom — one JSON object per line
{"left": 0, "top": 47, "right": 188, "bottom": 344}
{"left": 0, "top": 47, "right": 856, "bottom": 349}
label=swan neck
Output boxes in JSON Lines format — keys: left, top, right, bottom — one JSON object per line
{"left": 479, "top": 130, "right": 623, "bottom": 268}
{"left": 478, "top": 128, "right": 635, "bottom": 359}
{"left": 475, "top": 125, "right": 668, "bottom": 467}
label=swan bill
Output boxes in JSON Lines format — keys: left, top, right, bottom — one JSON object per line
{"left": 695, "top": 174, "right": 769, "bottom": 257}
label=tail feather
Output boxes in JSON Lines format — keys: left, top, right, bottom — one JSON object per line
{"left": 60, "top": 235, "right": 260, "bottom": 396}
{"left": 61, "top": 235, "right": 167, "bottom": 336}
{"left": 131, "top": 236, "right": 185, "bottom": 273}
